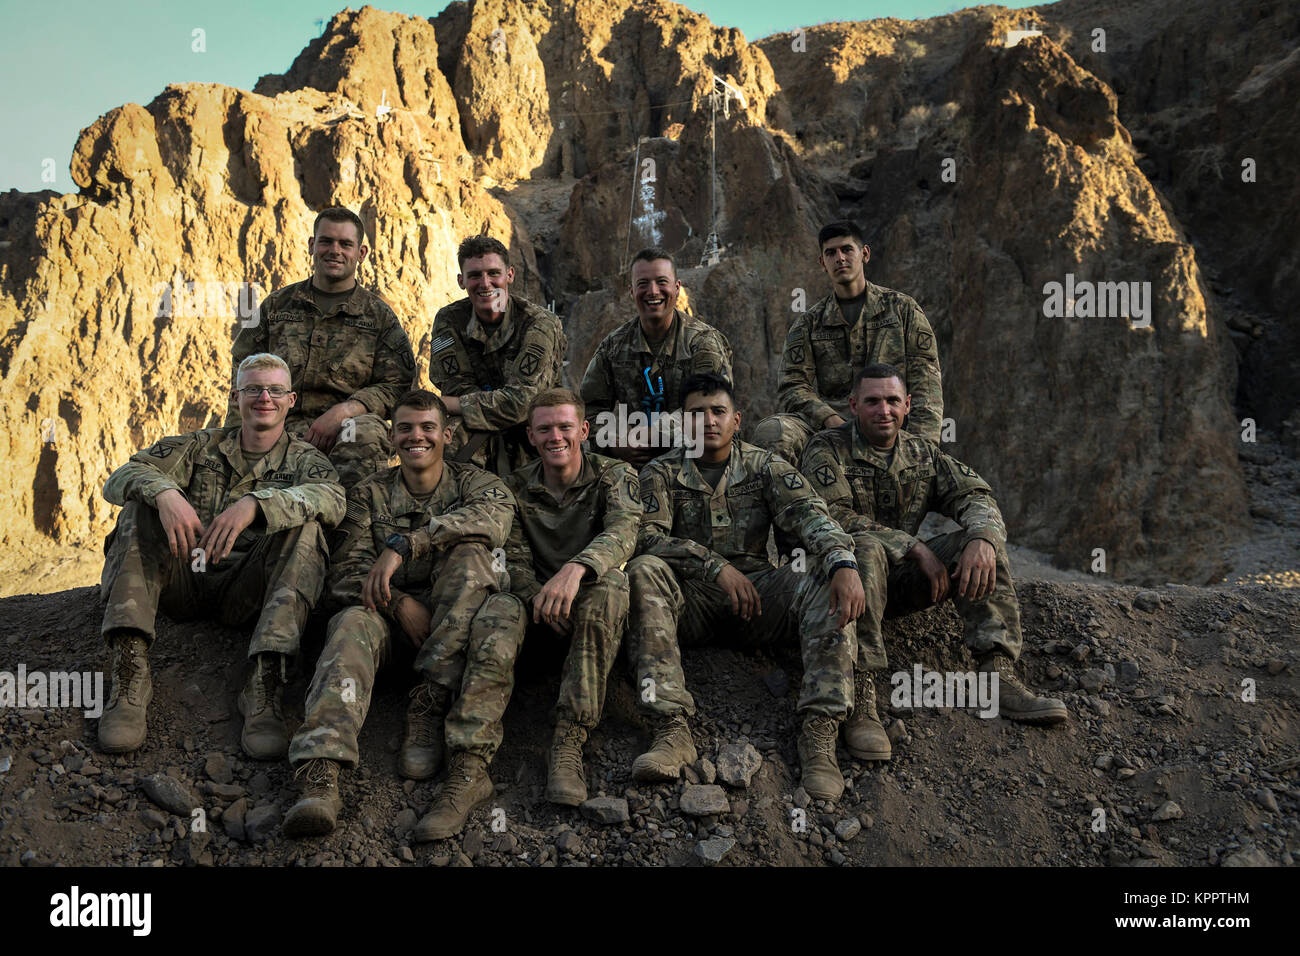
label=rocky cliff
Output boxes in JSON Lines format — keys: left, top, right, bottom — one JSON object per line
{"left": 3, "top": 0, "right": 1295, "bottom": 590}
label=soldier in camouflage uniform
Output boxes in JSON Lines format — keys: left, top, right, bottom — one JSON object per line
{"left": 753, "top": 220, "right": 944, "bottom": 465}
{"left": 226, "top": 207, "right": 416, "bottom": 488}
{"left": 428, "top": 235, "right": 567, "bottom": 475}
{"left": 283, "top": 390, "right": 521, "bottom": 839}
{"left": 799, "top": 362, "right": 1068, "bottom": 745}
{"left": 98, "top": 353, "right": 344, "bottom": 759}
{"left": 627, "top": 372, "right": 867, "bottom": 803}
{"left": 580, "top": 247, "right": 733, "bottom": 468}
{"left": 501, "top": 388, "right": 641, "bottom": 806}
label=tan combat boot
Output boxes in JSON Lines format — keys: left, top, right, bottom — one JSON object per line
{"left": 798, "top": 714, "right": 846, "bottom": 802}
{"left": 414, "top": 752, "right": 494, "bottom": 842}
{"left": 978, "top": 652, "right": 1069, "bottom": 725}
{"left": 237, "top": 652, "right": 289, "bottom": 760}
{"left": 631, "top": 713, "right": 697, "bottom": 782}
{"left": 98, "top": 632, "right": 152, "bottom": 754}
{"left": 842, "top": 671, "right": 891, "bottom": 761}
{"left": 546, "top": 719, "right": 589, "bottom": 806}
{"left": 283, "top": 758, "right": 342, "bottom": 838}
{"left": 398, "top": 681, "right": 449, "bottom": 780}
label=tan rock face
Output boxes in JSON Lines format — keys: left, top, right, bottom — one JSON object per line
{"left": 0, "top": 0, "right": 1280, "bottom": 588}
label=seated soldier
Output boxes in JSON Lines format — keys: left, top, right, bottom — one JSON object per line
{"left": 226, "top": 207, "right": 416, "bottom": 488}
{"left": 428, "top": 235, "right": 567, "bottom": 474}
{"left": 627, "top": 372, "right": 867, "bottom": 803}
{"left": 501, "top": 389, "right": 641, "bottom": 806}
{"left": 799, "top": 362, "right": 1068, "bottom": 740}
{"left": 99, "top": 353, "right": 344, "bottom": 758}
{"left": 283, "top": 389, "right": 520, "bottom": 838}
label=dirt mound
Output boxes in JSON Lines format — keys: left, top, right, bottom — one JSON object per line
{"left": 2, "top": 575, "right": 1295, "bottom": 867}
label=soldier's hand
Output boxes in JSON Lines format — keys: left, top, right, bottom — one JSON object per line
{"left": 716, "top": 564, "right": 761, "bottom": 621}
{"left": 905, "top": 540, "right": 949, "bottom": 604}
{"left": 156, "top": 489, "right": 205, "bottom": 560}
{"left": 533, "top": 562, "right": 586, "bottom": 631}
{"left": 953, "top": 539, "right": 996, "bottom": 601}
{"left": 363, "top": 548, "right": 404, "bottom": 610}
{"left": 305, "top": 403, "right": 351, "bottom": 453}
{"left": 198, "top": 496, "right": 259, "bottom": 566}
{"left": 393, "top": 595, "right": 433, "bottom": 648}
{"left": 828, "top": 566, "right": 866, "bottom": 629}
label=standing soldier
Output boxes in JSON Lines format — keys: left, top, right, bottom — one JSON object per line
{"left": 283, "top": 389, "right": 521, "bottom": 839}
{"left": 226, "top": 207, "right": 416, "bottom": 488}
{"left": 428, "top": 235, "right": 567, "bottom": 475}
{"left": 502, "top": 389, "right": 641, "bottom": 806}
{"left": 580, "top": 248, "right": 733, "bottom": 467}
{"left": 98, "top": 353, "right": 344, "bottom": 759}
{"left": 754, "top": 220, "right": 944, "bottom": 465}
{"left": 627, "top": 372, "right": 866, "bottom": 803}
{"left": 799, "top": 362, "right": 1067, "bottom": 751}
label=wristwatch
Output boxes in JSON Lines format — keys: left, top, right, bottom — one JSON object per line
{"left": 385, "top": 533, "right": 412, "bottom": 558}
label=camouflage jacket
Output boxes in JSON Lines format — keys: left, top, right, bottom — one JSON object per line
{"left": 777, "top": 282, "right": 943, "bottom": 441}
{"left": 503, "top": 451, "right": 641, "bottom": 603}
{"left": 799, "top": 422, "right": 1006, "bottom": 563}
{"left": 103, "top": 427, "right": 345, "bottom": 535}
{"left": 428, "top": 293, "right": 566, "bottom": 433}
{"left": 638, "top": 439, "right": 856, "bottom": 581}
{"left": 326, "top": 462, "right": 514, "bottom": 619}
{"left": 225, "top": 278, "right": 416, "bottom": 424}
{"left": 579, "top": 309, "right": 733, "bottom": 424}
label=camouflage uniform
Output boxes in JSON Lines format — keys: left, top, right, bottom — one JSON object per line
{"left": 799, "top": 423, "right": 1019, "bottom": 671}
{"left": 579, "top": 309, "right": 733, "bottom": 447}
{"left": 753, "top": 283, "right": 944, "bottom": 463}
{"left": 101, "top": 427, "right": 344, "bottom": 658}
{"left": 289, "top": 463, "right": 520, "bottom": 767}
{"left": 628, "top": 439, "right": 860, "bottom": 720}
{"left": 503, "top": 451, "right": 641, "bottom": 728}
{"left": 428, "top": 293, "right": 567, "bottom": 475}
{"left": 226, "top": 279, "right": 416, "bottom": 487}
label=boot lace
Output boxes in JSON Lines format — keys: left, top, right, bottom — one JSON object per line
{"left": 650, "top": 714, "right": 687, "bottom": 751}
{"left": 441, "top": 756, "right": 479, "bottom": 808}
{"left": 294, "top": 758, "right": 337, "bottom": 797}
{"left": 553, "top": 725, "right": 586, "bottom": 777}
{"left": 405, "top": 683, "right": 443, "bottom": 748}
{"left": 805, "top": 716, "right": 838, "bottom": 757}
{"left": 112, "top": 637, "right": 147, "bottom": 706}
{"left": 247, "top": 654, "right": 284, "bottom": 719}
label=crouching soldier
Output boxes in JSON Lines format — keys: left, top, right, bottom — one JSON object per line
{"left": 627, "top": 373, "right": 866, "bottom": 803}
{"left": 283, "top": 390, "right": 520, "bottom": 838}
{"left": 799, "top": 362, "right": 1067, "bottom": 740}
{"left": 98, "top": 353, "right": 344, "bottom": 758}
{"left": 502, "top": 389, "right": 641, "bottom": 806}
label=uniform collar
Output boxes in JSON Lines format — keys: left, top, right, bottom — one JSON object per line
{"left": 821, "top": 280, "right": 886, "bottom": 327}
{"left": 387, "top": 463, "right": 453, "bottom": 516}
{"left": 525, "top": 451, "right": 599, "bottom": 501}
{"left": 222, "top": 426, "right": 289, "bottom": 477}
{"left": 632, "top": 309, "right": 686, "bottom": 359}
{"left": 676, "top": 438, "right": 748, "bottom": 495}
{"left": 851, "top": 421, "right": 920, "bottom": 474}
{"left": 289, "top": 277, "right": 366, "bottom": 316}
{"left": 465, "top": 294, "right": 516, "bottom": 352}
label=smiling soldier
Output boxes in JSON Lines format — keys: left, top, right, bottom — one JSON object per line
{"left": 226, "top": 207, "right": 416, "bottom": 488}
{"left": 99, "top": 353, "right": 344, "bottom": 758}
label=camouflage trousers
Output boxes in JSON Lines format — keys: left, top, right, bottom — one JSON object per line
{"left": 290, "top": 543, "right": 525, "bottom": 766}
{"left": 521, "top": 569, "right": 628, "bottom": 730}
{"left": 751, "top": 413, "right": 816, "bottom": 467}
{"left": 100, "top": 500, "right": 327, "bottom": 657}
{"left": 626, "top": 555, "right": 857, "bottom": 720}
{"left": 286, "top": 412, "right": 394, "bottom": 489}
{"left": 853, "top": 530, "right": 1022, "bottom": 672}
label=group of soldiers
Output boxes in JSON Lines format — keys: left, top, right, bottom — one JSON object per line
{"left": 96, "top": 208, "right": 1067, "bottom": 844}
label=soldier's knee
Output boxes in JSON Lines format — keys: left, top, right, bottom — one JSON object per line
{"left": 575, "top": 570, "right": 629, "bottom": 621}
{"left": 326, "top": 605, "right": 384, "bottom": 644}
{"left": 627, "top": 554, "right": 671, "bottom": 588}
{"left": 751, "top": 415, "right": 784, "bottom": 451}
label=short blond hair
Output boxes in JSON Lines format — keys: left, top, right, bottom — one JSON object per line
{"left": 527, "top": 387, "right": 584, "bottom": 425}
{"left": 236, "top": 352, "right": 292, "bottom": 387}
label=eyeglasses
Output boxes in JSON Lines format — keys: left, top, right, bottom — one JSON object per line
{"left": 238, "top": 385, "right": 291, "bottom": 398}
